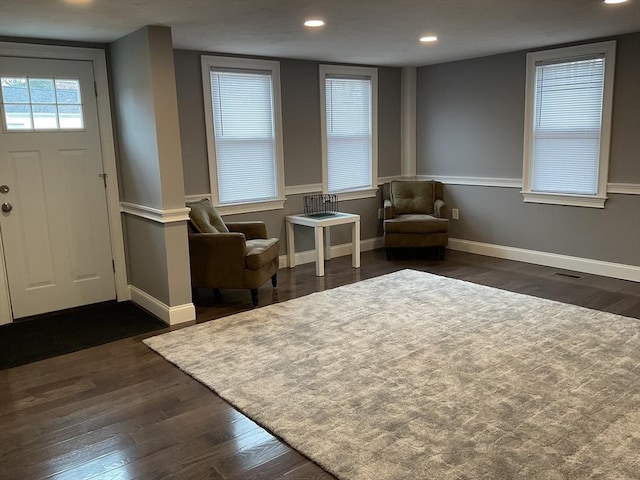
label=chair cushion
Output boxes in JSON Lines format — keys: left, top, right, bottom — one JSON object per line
{"left": 384, "top": 214, "right": 449, "bottom": 234}
{"left": 245, "top": 238, "right": 279, "bottom": 270}
{"left": 391, "top": 181, "right": 435, "bottom": 215}
{"left": 186, "top": 198, "right": 229, "bottom": 234}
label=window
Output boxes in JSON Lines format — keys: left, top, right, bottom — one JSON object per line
{"left": 1, "top": 77, "right": 84, "bottom": 131}
{"left": 522, "top": 41, "right": 616, "bottom": 208}
{"left": 320, "top": 65, "right": 377, "bottom": 200}
{"left": 201, "top": 56, "right": 285, "bottom": 213}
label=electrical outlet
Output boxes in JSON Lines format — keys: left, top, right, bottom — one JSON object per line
{"left": 452, "top": 208, "right": 459, "bottom": 220}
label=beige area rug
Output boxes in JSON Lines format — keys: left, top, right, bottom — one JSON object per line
{"left": 144, "top": 270, "right": 640, "bottom": 479}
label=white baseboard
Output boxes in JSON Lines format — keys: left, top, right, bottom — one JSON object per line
{"left": 279, "top": 237, "right": 384, "bottom": 269}
{"left": 448, "top": 238, "right": 640, "bottom": 283}
{"left": 284, "top": 236, "right": 640, "bottom": 282}
{"left": 129, "top": 285, "right": 196, "bottom": 325}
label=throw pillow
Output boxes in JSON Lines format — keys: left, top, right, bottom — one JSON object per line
{"left": 186, "top": 199, "right": 229, "bottom": 233}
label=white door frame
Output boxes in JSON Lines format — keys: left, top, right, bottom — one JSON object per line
{"left": 0, "top": 41, "right": 129, "bottom": 324}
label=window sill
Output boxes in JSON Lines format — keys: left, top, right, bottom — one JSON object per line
{"left": 215, "top": 198, "right": 286, "bottom": 216}
{"left": 521, "top": 191, "right": 607, "bottom": 208}
{"left": 331, "top": 188, "right": 378, "bottom": 202}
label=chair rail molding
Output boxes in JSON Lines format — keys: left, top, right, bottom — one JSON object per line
{"left": 607, "top": 183, "right": 640, "bottom": 195}
{"left": 120, "top": 202, "right": 191, "bottom": 223}
{"left": 188, "top": 181, "right": 379, "bottom": 204}
{"left": 185, "top": 194, "right": 213, "bottom": 203}
{"left": 415, "top": 175, "right": 640, "bottom": 194}
{"left": 417, "top": 175, "right": 523, "bottom": 188}
{"left": 378, "top": 175, "right": 404, "bottom": 185}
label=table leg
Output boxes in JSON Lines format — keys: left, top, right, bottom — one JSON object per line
{"left": 287, "top": 220, "right": 296, "bottom": 268}
{"left": 352, "top": 219, "right": 360, "bottom": 268}
{"left": 315, "top": 225, "right": 325, "bottom": 276}
{"left": 324, "top": 226, "right": 331, "bottom": 261}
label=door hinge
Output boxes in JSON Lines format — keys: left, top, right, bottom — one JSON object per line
{"left": 99, "top": 173, "right": 107, "bottom": 188}
{"left": 112, "top": 259, "right": 115, "bottom": 272}
{"left": 94, "top": 81, "right": 98, "bottom": 97}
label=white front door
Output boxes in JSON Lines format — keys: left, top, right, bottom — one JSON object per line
{"left": 0, "top": 56, "right": 116, "bottom": 319}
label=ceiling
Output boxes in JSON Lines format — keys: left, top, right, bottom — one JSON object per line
{"left": 0, "top": 0, "right": 639, "bottom": 67}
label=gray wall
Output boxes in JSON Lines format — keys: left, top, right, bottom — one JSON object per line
{"left": 122, "top": 216, "right": 170, "bottom": 302}
{"left": 110, "top": 27, "right": 164, "bottom": 208}
{"left": 417, "top": 32, "right": 640, "bottom": 266}
{"left": 110, "top": 26, "right": 192, "bottom": 306}
{"left": 280, "top": 59, "right": 323, "bottom": 187}
{"left": 174, "top": 50, "right": 401, "bottom": 252}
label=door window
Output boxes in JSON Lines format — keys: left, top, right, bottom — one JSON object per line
{"left": 1, "top": 77, "right": 85, "bottom": 131}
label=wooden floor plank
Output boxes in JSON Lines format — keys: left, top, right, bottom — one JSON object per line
{"left": 279, "top": 461, "right": 337, "bottom": 480}
{"left": 1, "top": 249, "right": 638, "bottom": 480}
{"left": 227, "top": 448, "right": 309, "bottom": 480}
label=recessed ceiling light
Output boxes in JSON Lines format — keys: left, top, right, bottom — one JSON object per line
{"left": 420, "top": 36, "right": 438, "bottom": 43}
{"left": 304, "top": 19, "right": 325, "bottom": 28}
{"left": 604, "top": 0, "right": 628, "bottom": 3}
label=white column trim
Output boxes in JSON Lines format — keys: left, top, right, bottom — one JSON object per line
{"left": 121, "top": 202, "right": 191, "bottom": 223}
{"left": 129, "top": 285, "right": 196, "bottom": 325}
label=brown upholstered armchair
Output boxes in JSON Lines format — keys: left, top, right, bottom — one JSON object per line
{"left": 383, "top": 180, "right": 449, "bottom": 259}
{"left": 186, "top": 199, "right": 279, "bottom": 307}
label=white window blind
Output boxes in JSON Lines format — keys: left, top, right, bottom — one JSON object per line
{"left": 324, "top": 75, "right": 372, "bottom": 193}
{"left": 531, "top": 56, "right": 605, "bottom": 196}
{"left": 210, "top": 69, "right": 277, "bottom": 204}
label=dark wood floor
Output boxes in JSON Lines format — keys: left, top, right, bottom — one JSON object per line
{"left": 1, "top": 249, "right": 639, "bottom": 480}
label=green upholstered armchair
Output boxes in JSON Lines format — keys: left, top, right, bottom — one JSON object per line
{"left": 186, "top": 199, "right": 279, "bottom": 307}
{"left": 382, "top": 180, "right": 449, "bottom": 259}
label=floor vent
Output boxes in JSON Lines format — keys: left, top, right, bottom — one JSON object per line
{"left": 553, "top": 272, "right": 584, "bottom": 279}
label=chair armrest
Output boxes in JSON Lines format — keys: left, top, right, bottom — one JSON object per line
{"left": 188, "top": 233, "right": 247, "bottom": 286}
{"left": 225, "top": 221, "right": 268, "bottom": 240}
{"left": 189, "top": 232, "right": 247, "bottom": 261}
{"left": 434, "top": 199, "right": 448, "bottom": 219}
{"left": 383, "top": 199, "right": 394, "bottom": 220}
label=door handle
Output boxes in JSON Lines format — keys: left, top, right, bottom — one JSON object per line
{"left": 1, "top": 203, "right": 12, "bottom": 213}
{"left": 0, "top": 185, "right": 8, "bottom": 194}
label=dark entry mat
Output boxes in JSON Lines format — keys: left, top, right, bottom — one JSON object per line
{"left": 0, "top": 301, "right": 166, "bottom": 369}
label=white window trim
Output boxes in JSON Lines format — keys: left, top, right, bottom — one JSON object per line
{"left": 319, "top": 64, "right": 378, "bottom": 201}
{"left": 200, "top": 55, "right": 286, "bottom": 215}
{"left": 521, "top": 41, "right": 616, "bottom": 209}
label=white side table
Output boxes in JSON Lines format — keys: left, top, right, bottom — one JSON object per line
{"left": 286, "top": 212, "right": 361, "bottom": 277}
